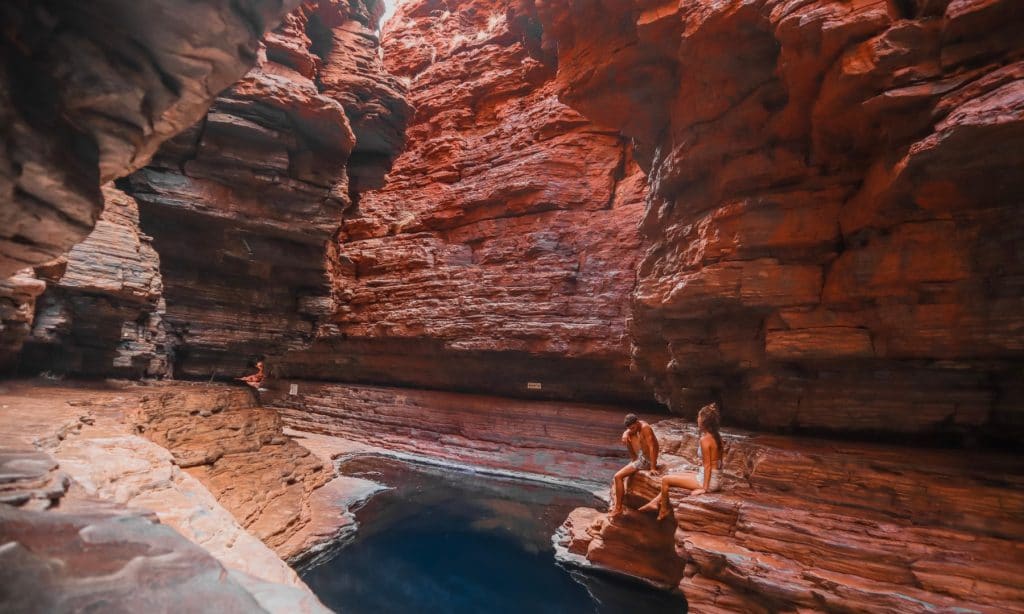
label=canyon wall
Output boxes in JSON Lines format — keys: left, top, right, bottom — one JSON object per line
{"left": 525, "top": 0, "right": 1024, "bottom": 437}
{"left": 277, "top": 0, "right": 653, "bottom": 404}
{"left": 20, "top": 186, "right": 169, "bottom": 378}
{"left": 0, "top": 0, "right": 301, "bottom": 278}
{"left": 123, "top": 0, "right": 412, "bottom": 379}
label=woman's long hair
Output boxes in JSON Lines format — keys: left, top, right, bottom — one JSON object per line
{"left": 698, "top": 402, "right": 724, "bottom": 468}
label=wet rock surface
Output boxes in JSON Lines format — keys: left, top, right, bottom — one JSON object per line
{"left": 275, "top": 0, "right": 651, "bottom": 404}
{"left": 557, "top": 420, "right": 1024, "bottom": 613}
{"left": 0, "top": 0, "right": 301, "bottom": 278}
{"left": 527, "top": 0, "right": 1024, "bottom": 438}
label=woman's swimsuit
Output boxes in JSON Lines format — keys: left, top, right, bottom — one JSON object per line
{"left": 696, "top": 443, "right": 722, "bottom": 492}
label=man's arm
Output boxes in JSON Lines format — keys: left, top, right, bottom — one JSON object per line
{"left": 642, "top": 424, "right": 660, "bottom": 473}
{"left": 621, "top": 430, "right": 638, "bottom": 461}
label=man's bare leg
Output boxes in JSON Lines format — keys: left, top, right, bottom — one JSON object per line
{"left": 611, "top": 464, "right": 639, "bottom": 517}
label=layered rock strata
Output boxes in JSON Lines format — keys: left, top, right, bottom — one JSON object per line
{"left": 0, "top": 270, "right": 46, "bottom": 371}
{"left": 557, "top": 420, "right": 1024, "bottom": 612}
{"left": 130, "top": 386, "right": 332, "bottom": 553}
{"left": 529, "top": 0, "right": 1024, "bottom": 437}
{"left": 18, "top": 185, "right": 168, "bottom": 377}
{"left": 0, "top": 380, "right": 332, "bottom": 612}
{"left": 125, "top": 0, "right": 411, "bottom": 378}
{"left": 268, "top": 381, "right": 667, "bottom": 486}
{"left": 276, "top": 0, "right": 652, "bottom": 404}
{"left": 0, "top": 0, "right": 301, "bottom": 277}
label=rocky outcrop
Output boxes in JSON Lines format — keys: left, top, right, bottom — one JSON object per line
{"left": 0, "top": 270, "right": 46, "bottom": 370}
{"left": 130, "top": 387, "right": 332, "bottom": 553}
{"left": 276, "top": 0, "right": 651, "bottom": 404}
{"left": 0, "top": 380, "right": 332, "bottom": 613}
{"left": 556, "top": 420, "right": 1024, "bottom": 612}
{"left": 0, "top": 0, "right": 301, "bottom": 278}
{"left": 123, "top": 0, "right": 411, "bottom": 379}
{"left": 528, "top": 0, "right": 1024, "bottom": 437}
{"left": 18, "top": 185, "right": 168, "bottom": 377}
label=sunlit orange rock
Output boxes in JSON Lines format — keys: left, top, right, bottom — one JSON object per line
{"left": 526, "top": 0, "right": 1024, "bottom": 438}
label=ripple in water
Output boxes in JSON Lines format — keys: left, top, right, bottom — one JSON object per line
{"left": 299, "top": 457, "right": 687, "bottom": 614}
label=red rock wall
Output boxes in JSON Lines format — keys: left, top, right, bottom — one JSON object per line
{"left": 123, "top": 1, "right": 412, "bottom": 378}
{"left": 528, "top": 0, "right": 1024, "bottom": 437}
{"left": 0, "top": 0, "right": 301, "bottom": 278}
{"left": 277, "top": 0, "right": 653, "bottom": 405}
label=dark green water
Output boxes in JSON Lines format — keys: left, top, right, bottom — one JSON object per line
{"left": 299, "top": 457, "right": 686, "bottom": 614}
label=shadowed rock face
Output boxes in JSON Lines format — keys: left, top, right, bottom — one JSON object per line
{"left": 20, "top": 186, "right": 169, "bottom": 378}
{"left": 275, "top": 0, "right": 653, "bottom": 404}
{"left": 125, "top": 0, "right": 412, "bottom": 379}
{"left": 0, "top": 0, "right": 302, "bottom": 278}
{"left": 528, "top": 0, "right": 1024, "bottom": 438}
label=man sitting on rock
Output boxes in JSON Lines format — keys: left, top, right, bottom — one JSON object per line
{"left": 610, "top": 413, "right": 660, "bottom": 517}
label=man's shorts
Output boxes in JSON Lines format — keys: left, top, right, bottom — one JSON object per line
{"left": 630, "top": 455, "right": 651, "bottom": 471}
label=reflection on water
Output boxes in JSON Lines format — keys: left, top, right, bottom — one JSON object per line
{"left": 299, "top": 457, "right": 686, "bottom": 614}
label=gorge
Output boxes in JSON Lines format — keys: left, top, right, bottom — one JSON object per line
{"left": 1, "top": 0, "right": 1022, "bottom": 612}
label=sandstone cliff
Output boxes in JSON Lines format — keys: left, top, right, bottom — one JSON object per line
{"left": 527, "top": 0, "right": 1024, "bottom": 438}
{"left": 0, "top": 0, "right": 301, "bottom": 278}
{"left": 124, "top": 0, "right": 412, "bottom": 379}
{"left": 277, "top": 0, "right": 652, "bottom": 404}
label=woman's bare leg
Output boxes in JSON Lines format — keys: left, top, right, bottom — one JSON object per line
{"left": 645, "top": 473, "right": 701, "bottom": 520}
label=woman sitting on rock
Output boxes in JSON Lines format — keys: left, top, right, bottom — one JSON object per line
{"left": 640, "top": 402, "right": 724, "bottom": 521}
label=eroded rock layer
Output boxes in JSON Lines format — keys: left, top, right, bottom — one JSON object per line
{"left": 124, "top": 0, "right": 411, "bottom": 378}
{"left": 268, "top": 381, "right": 666, "bottom": 485}
{"left": 558, "top": 420, "right": 1024, "bottom": 613}
{"left": 131, "top": 387, "right": 332, "bottom": 553}
{"left": 529, "top": 0, "right": 1024, "bottom": 437}
{"left": 0, "top": 0, "right": 301, "bottom": 278}
{"left": 276, "top": 0, "right": 651, "bottom": 404}
{"left": 20, "top": 185, "right": 168, "bottom": 378}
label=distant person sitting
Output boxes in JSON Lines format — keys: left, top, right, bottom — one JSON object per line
{"left": 640, "top": 402, "right": 724, "bottom": 521}
{"left": 237, "top": 359, "right": 265, "bottom": 389}
{"left": 610, "top": 413, "right": 660, "bottom": 518}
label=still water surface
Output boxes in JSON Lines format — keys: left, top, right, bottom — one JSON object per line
{"left": 299, "top": 457, "right": 686, "bottom": 614}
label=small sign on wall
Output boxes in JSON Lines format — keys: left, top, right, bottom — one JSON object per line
{"left": 289, "top": 384, "right": 299, "bottom": 396}
{"left": 526, "top": 382, "right": 543, "bottom": 390}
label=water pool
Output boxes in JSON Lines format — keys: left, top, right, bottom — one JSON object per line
{"left": 299, "top": 457, "right": 686, "bottom": 614}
